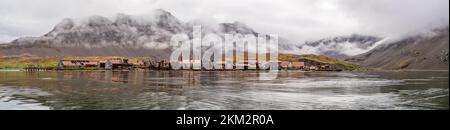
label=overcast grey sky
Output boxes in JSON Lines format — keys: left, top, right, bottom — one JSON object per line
{"left": 0, "top": 0, "right": 448, "bottom": 43}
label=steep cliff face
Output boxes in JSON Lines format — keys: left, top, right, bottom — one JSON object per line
{"left": 347, "top": 27, "right": 449, "bottom": 70}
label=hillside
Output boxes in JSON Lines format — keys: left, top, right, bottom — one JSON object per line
{"left": 0, "top": 56, "right": 148, "bottom": 69}
{"left": 0, "top": 54, "right": 362, "bottom": 71}
{"left": 346, "top": 27, "right": 449, "bottom": 70}
{"left": 0, "top": 9, "right": 180, "bottom": 58}
{"left": 0, "top": 9, "right": 295, "bottom": 58}
{"left": 297, "top": 34, "right": 382, "bottom": 59}
{"left": 279, "top": 54, "right": 365, "bottom": 71}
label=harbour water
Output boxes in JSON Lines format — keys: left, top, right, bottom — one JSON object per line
{"left": 0, "top": 70, "right": 448, "bottom": 110}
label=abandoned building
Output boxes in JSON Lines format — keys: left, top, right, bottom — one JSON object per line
{"left": 58, "top": 58, "right": 137, "bottom": 70}
{"left": 109, "top": 58, "right": 133, "bottom": 70}
{"left": 98, "top": 60, "right": 113, "bottom": 69}
{"left": 58, "top": 59, "right": 99, "bottom": 70}
{"left": 149, "top": 60, "right": 172, "bottom": 70}
{"left": 56, "top": 57, "right": 341, "bottom": 71}
{"left": 280, "top": 61, "right": 290, "bottom": 69}
{"left": 289, "top": 62, "right": 305, "bottom": 69}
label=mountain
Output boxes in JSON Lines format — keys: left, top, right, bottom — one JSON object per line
{"left": 0, "top": 9, "right": 294, "bottom": 58}
{"left": 297, "top": 34, "right": 382, "bottom": 59}
{"left": 346, "top": 27, "right": 449, "bottom": 70}
{"left": 0, "top": 9, "right": 182, "bottom": 58}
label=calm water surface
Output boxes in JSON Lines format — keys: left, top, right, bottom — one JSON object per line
{"left": 0, "top": 70, "right": 448, "bottom": 110}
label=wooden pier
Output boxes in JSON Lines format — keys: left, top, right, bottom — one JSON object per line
{"left": 23, "top": 67, "right": 55, "bottom": 72}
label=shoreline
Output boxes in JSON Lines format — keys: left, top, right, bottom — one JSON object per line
{"left": 368, "top": 69, "right": 450, "bottom": 72}
{"left": 0, "top": 68, "right": 448, "bottom": 73}
{"left": 0, "top": 69, "right": 21, "bottom": 72}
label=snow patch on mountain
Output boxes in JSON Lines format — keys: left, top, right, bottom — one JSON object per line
{"left": 297, "top": 34, "right": 382, "bottom": 59}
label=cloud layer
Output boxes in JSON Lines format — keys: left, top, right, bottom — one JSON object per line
{"left": 0, "top": 0, "right": 448, "bottom": 43}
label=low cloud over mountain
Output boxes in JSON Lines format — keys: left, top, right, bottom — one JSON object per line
{"left": 297, "top": 34, "right": 383, "bottom": 59}
{"left": 0, "top": 9, "right": 292, "bottom": 57}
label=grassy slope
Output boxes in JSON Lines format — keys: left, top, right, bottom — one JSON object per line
{"left": 0, "top": 56, "right": 58, "bottom": 69}
{"left": 278, "top": 54, "right": 367, "bottom": 71}
{"left": 1, "top": 54, "right": 365, "bottom": 70}
{"left": 0, "top": 56, "right": 146, "bottom": 69}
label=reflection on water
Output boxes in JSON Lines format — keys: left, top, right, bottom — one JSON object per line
{"left": 0, "top": 87, "right": 51, "bottom": 110}
{"left": 0, "top": 70, "right": 448, "bottom": 110}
